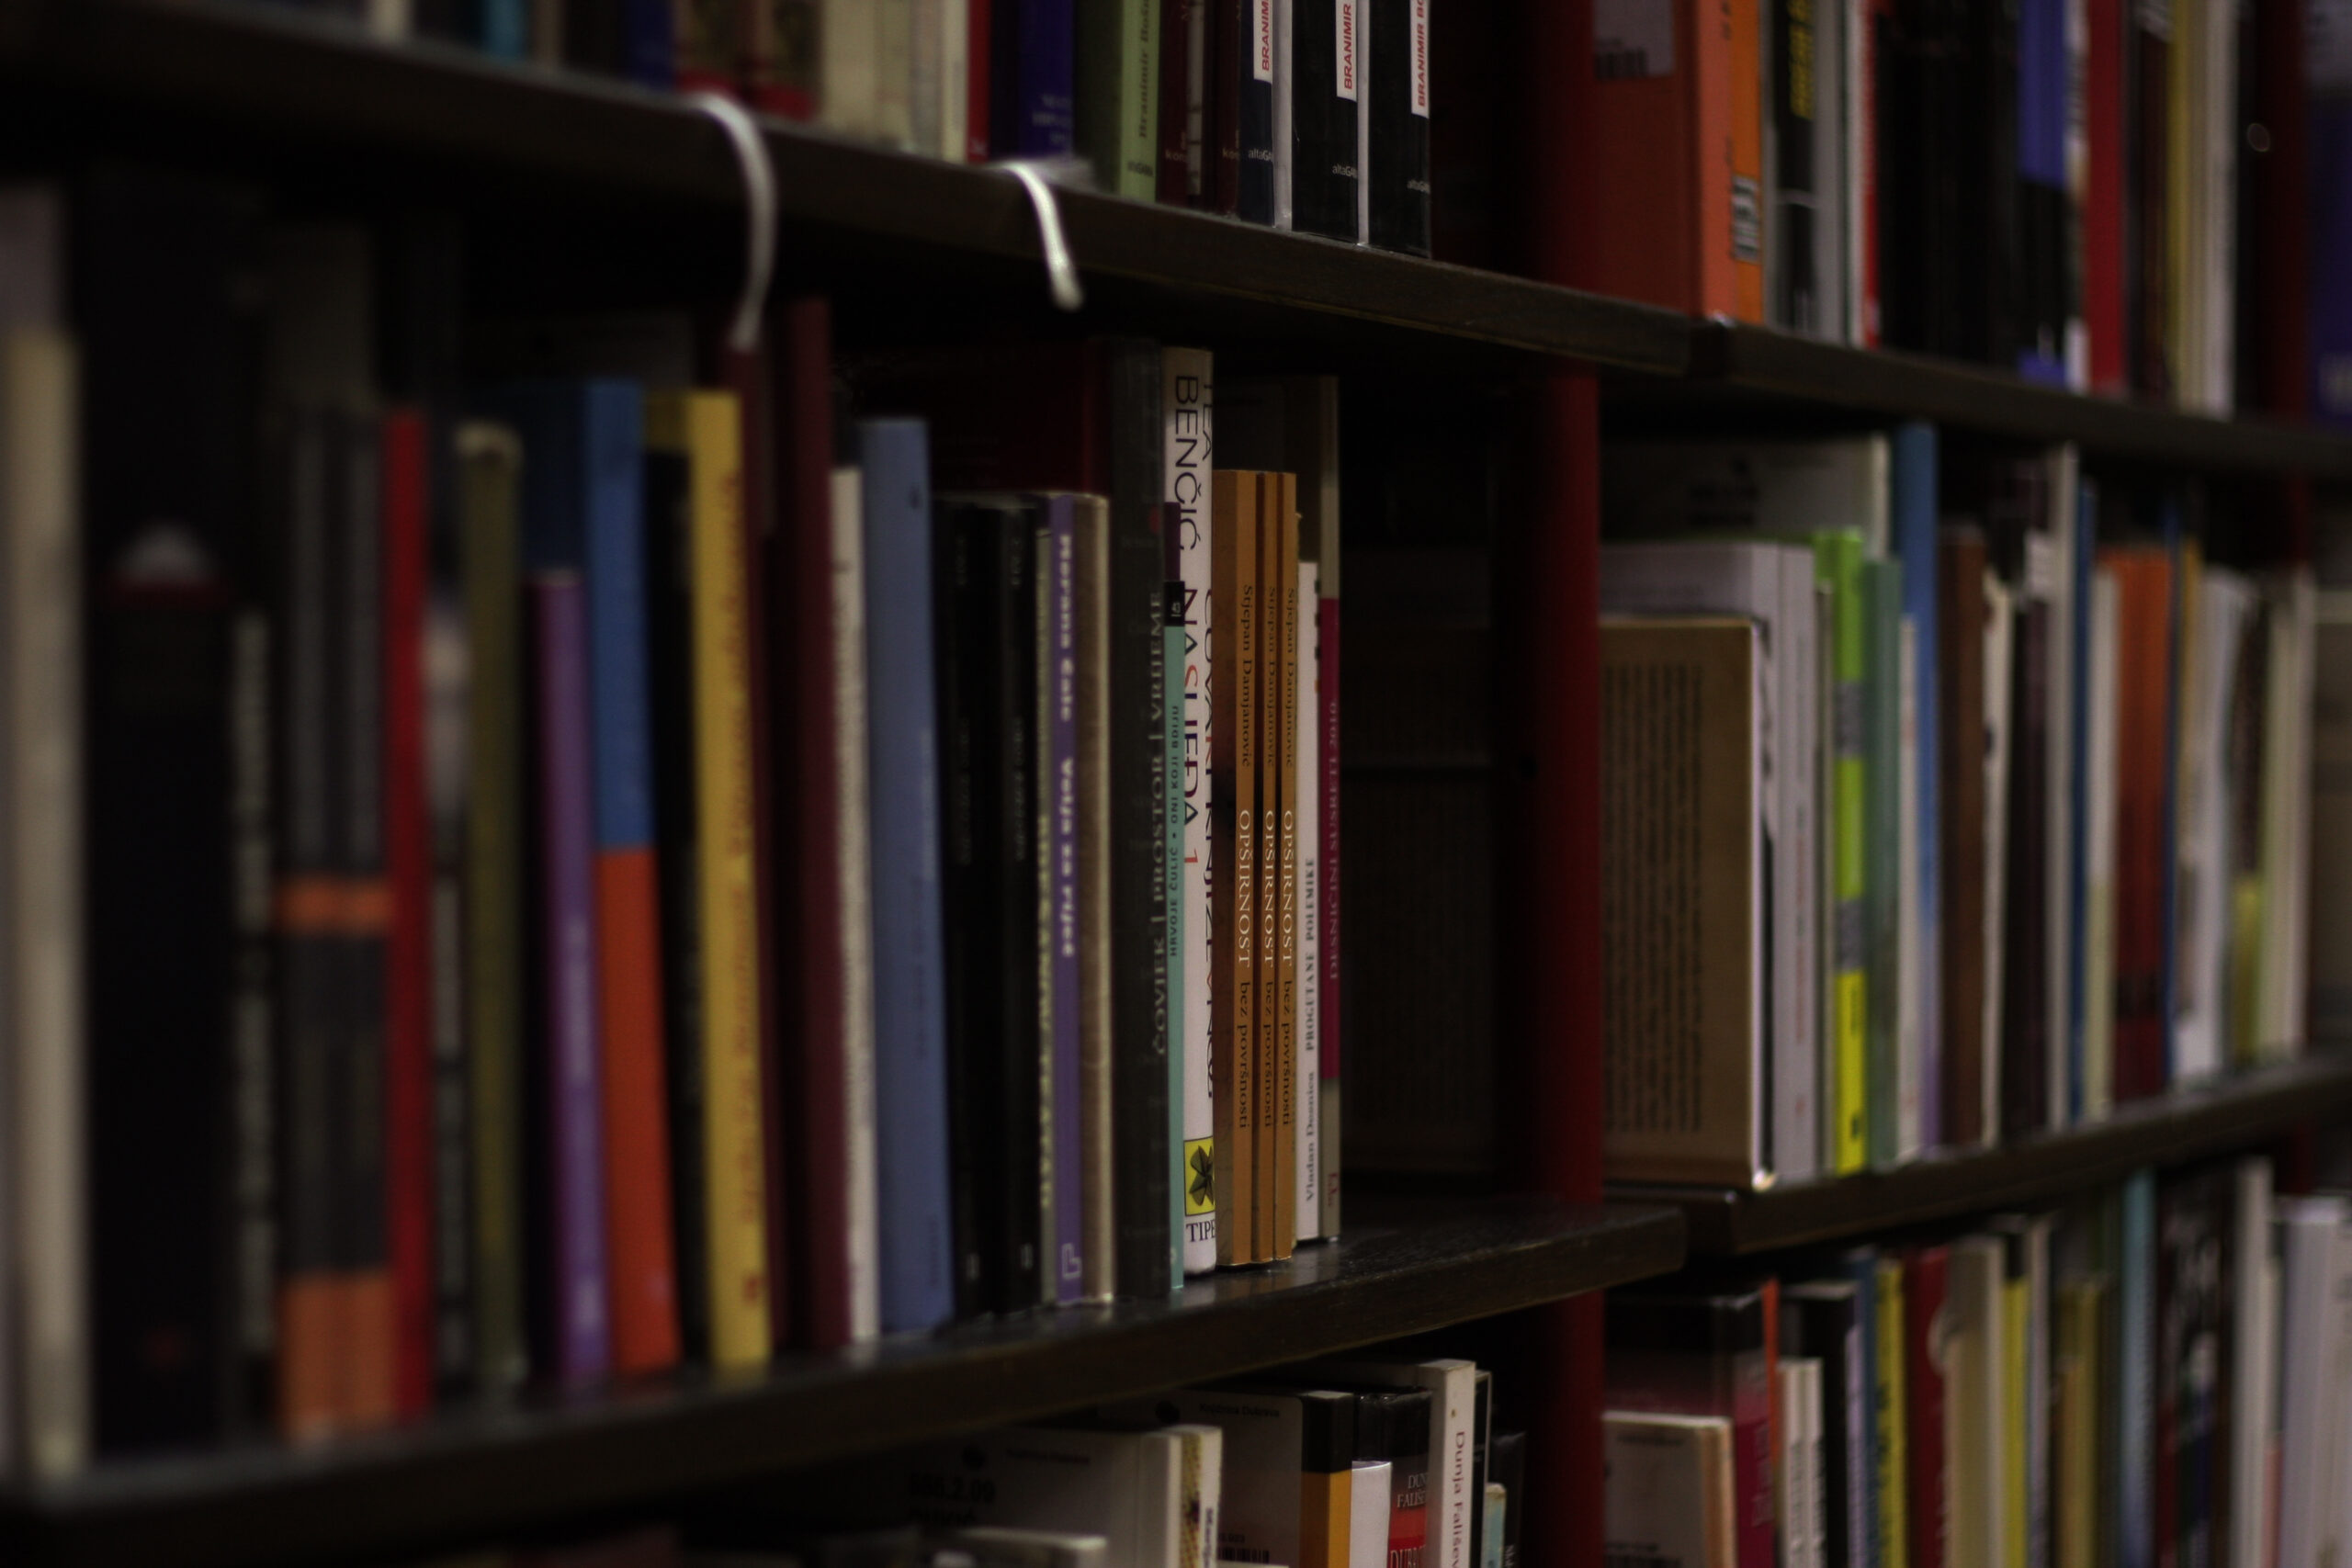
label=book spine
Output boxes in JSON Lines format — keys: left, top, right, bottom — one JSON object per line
{"left": 673, "top": 0, "right": 738, "bottom": 96}
{"left": 1821, "top": 536, "right": 1868, "bottom": 1171}
{"left": 422, "top": 423, "right": 473, "bottom": 1404}
{"left": 1295, "top": 558, "right": 1321, "bottom": 1244}
{"left": 1873, "top": 1258, "right": 1909, "bottom": 1568}
{"left": 1159, "top": 0, "right": 1197, "bottom": 199}
{"left": 1238, "top": 0, "right": 1278, "bottom": 220}
{"left": 381, "top": 408, "right": 437, "bottom": 1419}
{"left": 1773, "top": 0, "right": 1821, "bottom": 331}
{"left": 1864, "top": 559, "right": 1904, "bottom": 1169}
{"left": 1165, "top": 569, "right": 1190, "bottom": 1286}
{"left": 1253, "top": 474, "right": 1283, "bottom": 1262}
{"left": 1079, "top": 0, "right": 1162, "bottom": 197}
{"left": 1939, "top": 529, "right": 1989, "bottom": 1149}
{"left": 623, "top": 0, "right": 676, "bottom": 84}
{"left": 858, "top": 419, "right": 955, "bottom": 1335}
{"left": 1077, "top": 500, "right": 1117, "bottom": 1303}
{"left": 1212, "top": 470, "right": 1260, "bottom": 1267}
{"left": 582, "top": 383, "right": 680, "bottom": 1377}
{"left": 529, "top": 574, "right": 612, "bottom": 1384}
{"left": 1214, "top": 0, "right": 1245, "bottom": 210}
{"left": 1905, "top": 1248, "right": 1948, "bottom": 1568}
{"left": 1730, "top": 0, "right": 1766, "bottom": 316}
{"left": 1168, "top": 352, "right": 1218, "bottom": 1276}
{"left": 2003, "top": 580, "right": 2052, "bottom": 1136}
{"left": 671, "top": 389, "right": 773, "bottom": 1369}
{"left": 2130, "top": 0, "right": 2172, "bottom": 399}
{"left": 2086, "top": 0, "right": 2126, "bottom": 389}
{"left": 1110, "top": 344, "right": 1171, "bottom": 1300}
{"left": 457, "top": 423, "right": 528, "bottom": 1393}
{"left": 1004, "top": 0, "right": 1078, "bottom": 153}
{"left": 1275, "top": 0, "right": 1295, "bottom": 225}
{"left": 1318, "top": 592, "right": 1340, "bottom": 1236}
{"left": 1367, "top": 0, "right": 1429, "bottom": 253}
{"left": 1892, "top": 425, "right": 1940, "bottom": 1149}
{"left": 968, "top": 0, "right": 993, "bottom": 154}
{"left": 1044, "top": 496, "right": 1084, "bottom": 1301}
{"left": 934, "top": 501, "right": 989, "bottom": 1321}
{"left": 1272, "top": 473, "right": 1300, "bottom": 1259}
{"left": 1001, "top": 513, "right": 1046, "bottom": 1311}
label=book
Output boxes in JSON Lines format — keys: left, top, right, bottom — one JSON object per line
{"left": 2272, "top": 1194, "right": 2352, "bottom": 1568}
{"left": 1603, "top": 1413, "right": 1739, "bottom": 1568}
{"left": 2228, "top": 1158, "right": 2277, "bottom": 1568}
{"left": 0, "top": 186, "right": 82, "bottom": 1476}
{"left": 1782, "top": 1281, "right": 1865, "bottom": 1568}
{"left": 1903, "top": 1245, "right": 1949, "bottom": 1568}
{"left": 1351, "top": 1387, "right": 1435, "bottom": 1568}
{"left": 1945, "top": 1236, "right": 2007, "bottom": 1568}
{"left": 1606, "top": 1287, "right": 1776, "bottom": 1568}
{"left": 1872, "top": 1255, "right": 1909, "bottom": 1568}
{"left": 1078, "top": 0, "right": 1161, "bottom": 197}
{"left": 1600, "top": 616, "right": 1769, "bottom": 1187}
{"left": 1041, "top": 493, "right": 1083, "bottom": 1303}
{"left": 1351, "top": 1460, "right": 1396, "bottom": 1568}
{"left": 1233, "top": 0, "right": 1279, "bottom": 222}
{"left": 1781, "top": 1356, "right": 1824, "bottom": 1568}
{"left": 859, "top": 418, "right": 954, "bottom": 1336}
{"left": 1292, "top": 0, "right": 1364, "bottom": 240}
{"left": 1861, "top": 557, "right": 1906, "bottom": 1169}
{"left": 2082, "top": 564, "right": 2120, "bottom": 1119}
{"left": 2101, "top": 543, "right": 2176, "bottom": 1100}
{"left": 1099, "top": 1385, "right": 1355, "bottom": 1568}
{"left": 993, "top": 0, "right": 1079, "bottom": 154}
{"left": 1367, "top": 0, "right": 1429, "bottom": 253}
{"left": 646, "top": 389, "right": 772, "bottom": 1370}
{"left": 1164, "top": 535, "right": 1188, "bottom": 1288}
{"left": 1211, "top": 469, "right": 1260, "bottom": 1265}
{"left": 1075, "top": 492, "right": 1117, "bottom": 1303}
{"left": 1889, "top": 423, "right": 1940, "bottom": 1150}
{"left": 2117, "top": 1171, "right": 2154, "bottom": 1568}
{"left": 1264, "top": 470, "right": 1300, "bottom": 1262}
{"left": 1296, "top": 558, "right": 1323, "bottom": 1243}
{"left": 527, "top": 571, "right": 613, "bottom": 1386}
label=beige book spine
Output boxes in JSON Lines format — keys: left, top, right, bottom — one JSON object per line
{"left": 1210, "top": 472, "right": 1258, "bottom": 1266}
{"left": 1272, "top": 471, "right": 1300, "bottom": 1260}
{"left": 1252, "top": 473, "right": 1283, "bottom": 1262}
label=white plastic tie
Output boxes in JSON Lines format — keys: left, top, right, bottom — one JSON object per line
{"left": 688, "top": 92, "right": 778, "bottom": 354}
{"left": 995, "top": 159, "right": 1085, "bottom": 313}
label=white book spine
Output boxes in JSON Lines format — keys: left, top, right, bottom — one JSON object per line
{"left": 1311, "top": 1359, "right": 1476, "bottom": 1568}
{"left": 831, "top": 467, "right": 883, "bottom": 1341}
{"left": 1274, "top": 0, "right": 1295, "bottom": 228}
{"left": 1165, "top": 349, "right": 1219, "bottom": 1275}
{"left": 1351, "top": 1461, "right": 1394, "bottom": 1568}
{"left": 1295, "top": 562, "right": 1322, "bottom": 1240}
{"left": 3, "top": 322, "right": 83, "bottom": 1479}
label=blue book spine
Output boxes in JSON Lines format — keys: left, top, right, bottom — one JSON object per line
{"left": 481, "top": 0, "right": 528, "bottom": 58}
{"left": 2066, "top": 480, "right": 2097, "bottom": 1118}
{"left": 2159, "top": 495, "right": 2183, "bottom": 1086}
{"left": 1892, "top": 423, "right": 1941, "bottom": 1147}
{"left": 1045, "top": 495, "right": 1083, "bottom": 1303}
{"left": 2015, "top": 0, "right": 2068, "bottom": 385}
{"left": 861, "top": 420, "right": 956, "bottom": 1335}
{"left": 1016, "top": 0, "right": 1079, "bottom": 154}
{"left": 486, "top": 380, "right": 587, "bottom": 573}
{"left": 1839, "top": 1247, "right": 1881, "bottom": 1568}
{"left": 2312, "top": 72, "right": 2352, "bottom": 423}
{"left": 622, "top": 0, "right": 676, "bottom": 87}
{"left": 2119, "top": 1170, "right": 2156, "bottom": 1568}
{"left": 1164, "top": 609, "right": 1187, "bottom": 1289}
{"left": 582, "top": 381, "right": 655, "bottom": 853}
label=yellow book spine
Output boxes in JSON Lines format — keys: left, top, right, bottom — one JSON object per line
{"left": 2004, "top": 1280, "right": 2029, "bottom": 1568}
{"left": 655, "top": 389, "right": 773, "bottom": 1369}
{"left": 1877, "top": 1259, "right": 1911, "bottom": 1568}
{"left": 1301, "top": 1469, "right": 1350, "bottom": 1568}
{"left": 1211, "top": 470, "right": 1257, "bottom": 1267}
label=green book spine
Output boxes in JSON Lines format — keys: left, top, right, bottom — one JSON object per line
{"left": 1078, "top": 0, "right": 1162, "bottom": 199}
{"left": 1818, "top": 531, "right": 1869, "bottom": 1174}
{"left": 457, "top": 423, "right": 528, "bottom": 1391}
{"left": 1863, "top": 558, "right": 1905, "bottom": 1169}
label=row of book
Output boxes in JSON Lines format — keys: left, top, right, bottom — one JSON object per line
{"left": 1602, "top": 1153, "right": 2352, "bottom": 1568}
{"left": 0, "top": 166, "right": 1348, "bottom": 1476}
{"left": 270, "top": 0, "right": 1435, "bottom": 254}
{"left": 390, "top": 1349, "right": 1518, "bottom": 1568}
{"left": 1598, "top": 432, "right": 2315, "bottom": 1186}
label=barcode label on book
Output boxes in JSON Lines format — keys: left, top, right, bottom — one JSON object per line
{"left": 1594, "top": 0, "right": 1674, "bottom": 77}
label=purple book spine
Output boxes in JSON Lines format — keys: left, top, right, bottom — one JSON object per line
{"left": 532, "top": 573, "right": 612, "bottom": 1380}
{"left": 1046, "top": 496, "right": 1083, "bottom": 1304}
{"left": 2314, "top": 78, "right": 2352, "bottom": 423}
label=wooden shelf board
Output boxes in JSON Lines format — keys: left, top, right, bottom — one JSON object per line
{"left": 0, "top": 1198, "right": 1684, "bottom": 1568}
{"left": 1613, "top": 1050, "right": 2352, "bottom": 1257}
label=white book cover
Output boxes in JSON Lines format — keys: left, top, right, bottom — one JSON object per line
{"left": 1599, "top": 541, "right": 1816, "bottom": 1183}
{"left": 1603, "top": 1413, "right": 1737, "bottom": 1568}
{"left": 1946, "top": 1235, "right": 2009, "bottom": 1568}
{"left": 2172, "top": 568, "right": 2253, "bottom": 1085}
{"left": 2082, "top": 569, "right": 2120, "bottom": 1119}
{"left": 1350, "top": 1461, "right": 1393, "bottom": 1568}
{"left": 2231, "top": 1159, "right": 2276, "bottom": 1568}
{"left": 1164, "top": 348, "right": 1218, "bottom": 1274}
{"left": 1604, "top": 436, "right": 1894, "bottom": 558}
{"left": 1306, "top": 1359, "right": 1476, "bottom": 1568}
{"left": 1296, "top": 561, "right": 1322, "bottom": 1240}
{"left": 2274, "top": 1196, "right": 2352, "bottom": 1568}
{"left": 2042, "top": 448, "right": 2077, "bottom": 1129}
{"left": 0, "top": 183, "right": 80, "bottom": 1481}
{"left": 830, "top": 466, "right": 882, "bottom": 1341}
{"left": 1981, "top": 575, "right": 2016, "bottom": 1144}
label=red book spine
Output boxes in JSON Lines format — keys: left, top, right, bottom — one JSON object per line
{"left": 1861, "top": 0, "right": 1890, "bottom": 344}
{"left": 2107, "top": 549, "right": 2173, "bottom": 1100}
{"left": 2084, "top": 0, "right": 2126, "bottom": 391}
{"left": 382, "top": 407, "right": 436, "bottom": 1421}
{"left": 775, "top": 297, "right": 860, "bottom": 1350}
{"left": 718, "top": 340, "right": 794, "bottom": 1354}
{"left": 969, "top": 0, "right": 995, "bottom": 159}
{"left": 1906, "top": 1245, "right": 1951, "bottom": 1568}
{"left": 598, "top": 844, "right": 682, "bottom": 1374}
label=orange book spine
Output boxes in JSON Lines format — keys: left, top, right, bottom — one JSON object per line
{"left": 1725, "top": 0, "right": 1766, "bottom": 320}
{"left": 597, "top": 848, "right": 683, "bottom": 1373}
{"left": 1589, "top": 0, "right": 1740, "bottom": 315}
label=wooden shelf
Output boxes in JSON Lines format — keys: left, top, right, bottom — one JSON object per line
{"left": 1613, "top": 1050, "right": 2352, "bottom": 1257}
{"left": 0, "top": 1198, "right": 1684, "bottom": 1568}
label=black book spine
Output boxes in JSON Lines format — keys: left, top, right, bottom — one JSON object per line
{"left": 645, "top": 442, "right": 711, "bottom": 1365}
{"left": 935, "top": 502, "right": 1003, "bottom": 1320}
{"left": 1785, "top": 1293, "right": 1861, "bottom": 1568}
{"left": 1774, "top": 0, "right": 1820, "bottom": 333}
{"left": 79, "top": 165, "right": 264, "bottom": 1453}
{"left": 1238, "top": 0, "right": 1278, "bottom": 222}
{"left": 997, "top": 509, "right": 1046, "bottom": 1314}
{"left": 1491, "top": 1430, "right": 1526, "bottom": 1568}
{"left": 1974, "top": 0, "right": 2022, "bottom": 367}
{"left": 1109, "top": 344, "right": 1172, "bottom": 1299}
{"left": 1368, "top": 0, "right": 1430, "bottom": 254}
{"left": 1293, "top": 0, "right": 1362, "bottom": 240}
{"left": 229, "top": 549, "right": 276, "bottom": 1431}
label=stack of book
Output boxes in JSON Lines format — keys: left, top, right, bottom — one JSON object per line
{"left": 1599, "top": 431, "right": 2314, "bottom": 1187}
{"left": 260, "top": 0, "right": 1434, "bottom": 252}
{"left": 0, "top": 172, "right": 1344, "bottom": 1475}
{"left": 1601, "top": 1154, "right": 2352, "bottom": 1568}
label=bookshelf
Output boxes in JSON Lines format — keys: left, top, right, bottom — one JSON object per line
{"left": 7, "top": 3, "right": 2352, "bottom": 1568}
{"left": 1613, "top": 1051, "right": 2352, "bottom": 1255}
{"left": 0, "top": 1199, "right": 1685, "bottom": 1568}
